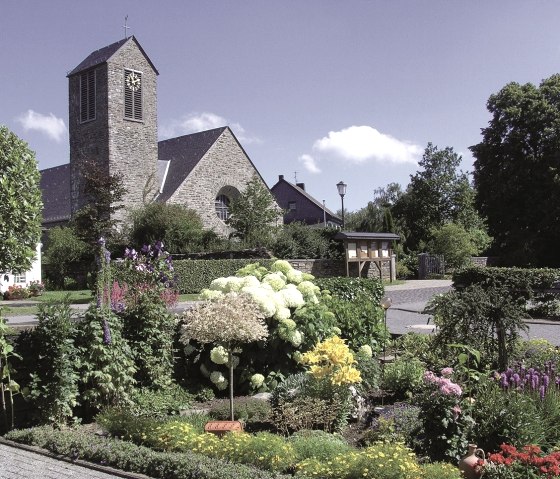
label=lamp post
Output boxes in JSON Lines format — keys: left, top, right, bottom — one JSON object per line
{"left": 379, "top": 295, "right": 392, "bottom": 408}
{"left": 336, "top": 181, "right": 347, "bottom": 229}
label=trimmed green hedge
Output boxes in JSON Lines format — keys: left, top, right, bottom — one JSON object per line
{"left": 452, "top": 266, "right": 560, "bottom": 294}
{"left": 173, "top": 259, "right": 275, "bottom": 293}
{"left": 5, "top": 427, "right": 293, "bottom": 479}
{"left": 314, "top": 277, "right": 384, "bottom": 304}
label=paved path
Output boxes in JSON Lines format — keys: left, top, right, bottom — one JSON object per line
{"left": 0, "top": 441, "right": 149, "bottom": 479}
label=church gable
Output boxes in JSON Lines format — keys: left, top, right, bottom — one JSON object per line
{"left": 166, "top": 127, "right": 274, "bottom": 236}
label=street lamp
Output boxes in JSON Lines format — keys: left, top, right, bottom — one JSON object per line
{"left": 336, "top": 181, "right": 347, "bottom": 229}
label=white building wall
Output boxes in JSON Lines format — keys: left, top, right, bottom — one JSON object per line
{"left": 0, "top": 244, "right": 42, "bottom": 294}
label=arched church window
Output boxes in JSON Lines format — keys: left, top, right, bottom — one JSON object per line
{"left": 215, "top": 194, "right": 230, "bottom": 221}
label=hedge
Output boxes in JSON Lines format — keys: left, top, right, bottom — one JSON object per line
{"left": 452, "top": 266, "right": 560, "bottom": 294}
{"left": 172, "top": 259, "right": 275, "bottom": 293}
{"left": 5, "top": 427, "right": 294, "bottom": 479}
{"left": 314, "top": 277, "right": 384, "bottom": 304}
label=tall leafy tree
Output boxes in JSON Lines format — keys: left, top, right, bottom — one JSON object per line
{"left": 227, "top": 175, "right": 280, "bottom": 246}
{"left": 471, "top": 75, "right": 560, "bottom": 266}
{"left": 0, "top": 126, "right": 42, "bottom": 274}
{"left": 393, "top": 143, "right": 483, "bottom": 252}
{"left": 71, "top": 160, "right": 127, "bottom": 245}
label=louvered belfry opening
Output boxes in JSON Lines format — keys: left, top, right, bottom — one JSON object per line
{"left": 124, "top": 69, "right": 142, "bottom": 121}
{"left": 80, "top": 69, "right": 96, "bottom": 122}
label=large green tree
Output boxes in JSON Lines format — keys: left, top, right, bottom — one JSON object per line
{"left": 128, "top": 202, "right": 219, "bottom": 253}
{"left": 471, "top": 75, "right": 560, "bottom": 266}
{"left": 227, "top": 175, "right": 280, "bottom": 247}
{"left": 393, "top": 143, "right": 484, "bottom": 252}
{"left": 0, "top": 126, "right": 42, "bottom": 274}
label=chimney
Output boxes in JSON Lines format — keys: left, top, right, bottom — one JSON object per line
{"left": 296, "top": 182, "right": 305, "bottom": 191}
{"left": 279, "top": 174, "right": 284, "bottom": 181}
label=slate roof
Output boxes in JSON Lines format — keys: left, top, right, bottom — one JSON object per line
{"left": 334, "top": 231, "right": 400, "bottom": 241}
{"left": 67, "top": 36, "right": 159, "bottom": 77}
{"left": 271, "top": 177, "right": 341, "bottom": 221}
{"left": 157, "top": 127, "right": 227, "bottom": 202}
{"left": 40, "top": 164, "right": 71, "bottom": 224}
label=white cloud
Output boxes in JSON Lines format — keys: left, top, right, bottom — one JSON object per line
{"left": 308, "top": 125, "right": 421, "bottom": 169}
{"left": 299, "top": 154, "right": 321, "bottom": 174}
{"left": 160, "top": 112, "right": 260, "bottom": 144}
{"left": 17, "top": 110, "right": 66, "bottom": 142}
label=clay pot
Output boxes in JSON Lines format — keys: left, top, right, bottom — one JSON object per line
{"left": 458, "top": 444, "right": 486, "bottom": 479}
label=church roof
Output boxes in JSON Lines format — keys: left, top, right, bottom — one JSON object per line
{"left": 67, "top": 36, "right": 158, "bottom": 77}
{"left": 157, "top": 127, "right": 227, "bottom": 202}
{"left": 40, "top": 164, "right": 71, "bottom": 224}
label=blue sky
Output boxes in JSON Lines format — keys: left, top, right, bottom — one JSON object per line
{"left": 2, "top": 1, "right": 560, "bottom": 212}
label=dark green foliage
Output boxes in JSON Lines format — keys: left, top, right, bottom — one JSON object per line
{"left": 471, "top": 75, "right": 560, "bottom": 267}
{"left": 291, "top": 302, "right": 338, "bottom": 351}
{"left": 453, "top": 266, "right": 560, "bottom": 293}
{"left": 0, "top": 125, "right": 42, "bottom": 274}
{"left": 71, "top": 159, "right": 127, "bottom": 245}
{"left": 428, "top": 284, "right": 528, "bottom": 369}
{"left": 227, "top": 175, "right": 280, "bottom": 247}
{"left": 43, "top": 227, "right": 91, "bottom": 289}
{"left": 270, "top": 222, "right": 333, "bottom": 259}
{"left": 314, "top": 277, "right": 384, "bottom": 304}
{"left": 129, "top": 385, "right": 194, "bottom": 418}
{"left": 381, "top": 357, "right": 425, "bottom": 399}
{"left": 74, "top": 306, "right": 136, "bottom": 414}
{"left": 6, "top": 426, "right": 293, "bottom": 479}
{"left": 209, "top": 396, "right": 272, "bottom": 428}
{"left": 173, "top": 259, "right": 275, "bottom": 293}
{"left": 128, "top": 203, "right": 220, "bottom": 254}
{"left": 315, "top": 277, "right": 386, "bottom": 351}
{"left": 364, "top": 402, "right": 422, "bottom": 448}
{"left": 120, "top": 290, "right": 175, "bottom": 389}
{"left": 27, "top": 300, "right": 78, "bottom": 425}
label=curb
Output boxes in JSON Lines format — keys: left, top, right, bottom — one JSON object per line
{"left": 0, "top": 437, "right": 154, "bottom": 479}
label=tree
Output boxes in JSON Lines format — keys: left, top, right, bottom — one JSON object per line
{"left": 0, "top": 126, "right": 42, "bottom": 274}
{"left": 71, "top": 160, "right": 127, "bottom": 245}
{"left": 471, "top": 75, "right": 560, "bottom": 266}
{"left": 427, "top": 223, "right": 478, "bottom": 270}
{"left": 128, "top": 203, "right": 219, "bottom": 253}
{"left": 227, "top": 175, "right": 280, "bottom": 246}
{"left": 393, "top": 143, "right": 485, "bottom": 252}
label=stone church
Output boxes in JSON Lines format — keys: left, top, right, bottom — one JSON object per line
{"left": 40, "top": 36, "right": 277, "bottom": 237}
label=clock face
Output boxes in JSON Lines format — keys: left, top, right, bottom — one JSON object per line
{"left": 126, "top": 72, "right": 141, "bottom": 91}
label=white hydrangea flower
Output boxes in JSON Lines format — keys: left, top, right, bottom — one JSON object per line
{"left": 278, "top": 286, "right": 305, "bottom": 309}
{"left": 241, "top": 286, "right": 277, "bottom": 317}
{"left": 271, "top": 260, "right": 293, "bottom": 274}
{"left": 241, "top": 275, "right": 261, "bottom": 288}
{"left": 262, "top": 272, "right": 286, "bottom": 291}
{"left": 210, "top": 371, "right": 226, "bottom": 385}
{"left": 209, "top": 277, "right": 229, "bottom": 291}
{"left": 224, "top": 277, "right": 244, "bottom": 292}
{"left": 280, "top": 318, "right": 296, "bottom": 330}
{"left": 210, "top": 345, "right": 229, "bottom": 365}
{"left": 250, "top": 373, "right": 265, "bottom": 388}
{"left": 215, "top": 379, "right": 228, "bottom": 391}
{"left": 274, "top": 306, "right": 291, "bottom": 321}
{"left": 286, "top": 269, "right": 304, "bottom": 284}
{"left": 358, "top": 345, "right": 373, "bottom": 359}
{"left": 297, "top": 281, "right": 320, "bottom": 299}
{"left": 292, "top": 351, "right": 303, "bottom": 363}
{"left": 200, "top": 289, "right": 224, "bottom": 300}
{"left": 331, "top": 326, "right": 342, "bottom": 335}
{"left": 289, "top": 330, "right": 303, "bottom": 347}
{"left": 302, "top": 273, "right": 315, "bottom": 281}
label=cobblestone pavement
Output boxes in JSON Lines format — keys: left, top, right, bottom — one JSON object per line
{"left": 0, "top": 442, "right": 138, "bottom": 479}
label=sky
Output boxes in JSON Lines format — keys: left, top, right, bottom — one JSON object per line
{"left": 2, "top": 1, "right": 560, "bottom": 212}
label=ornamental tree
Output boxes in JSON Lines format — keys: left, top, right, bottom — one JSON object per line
{"left": 0, "top": 126, "right": 42, "bottom": 274}
{"left": 180, "top": 292, "right": 268, "bottom": 420}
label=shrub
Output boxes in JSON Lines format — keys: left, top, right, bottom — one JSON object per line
{"left": 482, "top": 444, "right": 560, "bottom": 479}
{"left": 381, "top": 357, "right": 425, "bottom": 399}
{"left": 6, "top": 426, "right": 293, "bottom": 479}
{"left": 270, "top": 222, "right": 331, "bottom": 259}
{"left": 288, "top": 429, "right": 352, "bottom": 463}
{"left": 27, "top": 299, "right": 78, "bottom": 425}
{"left": 294, "top": 441, "right": 420, "bottom": 479}
{"left": 419, "top": 462, "right": 463, "bottom": 479}
{"left": 364, "top": 402, "right": 422, "bottom": 449}
{"left": 74, "top": 305, "right": 136, "bottom": 415}
{"left": 3, "top": 285, "right": 30, "bottom": 300}
{"left": 208, "top": 396, "right": 272, "bottom": 427}
{"left": 129, "top": 385, "right": 194, "bottom": 418}
{"left": 314, "top": 276, "right": 384, "bottom": 304}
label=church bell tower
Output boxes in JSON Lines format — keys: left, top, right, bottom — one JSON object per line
{"left": 67, "top": 36, "right": 159, "bottom": 223}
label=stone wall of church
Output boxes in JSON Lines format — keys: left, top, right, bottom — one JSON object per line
{"left": 107, "top": 40, "right": 158, "bottom": 223}
{"left": 69, "top": 38, "right": 158, "bottom": 226}
{"left": 167, "top": 129, "right": 278, "bottom": 237}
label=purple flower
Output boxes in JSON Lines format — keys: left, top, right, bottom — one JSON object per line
{"left": 512, "top": 373, "right": 521, "bottom": 387}
{"left": 500, "top": 373, "right": 509, "bottom": 389}
{"left": 441, "top": 367, "right": 453, "bottom": 377}
{"left": 540, "top": 385, "right": 546, "bottom": 400}
{"left": 543, "top": 374, "right": 550, "bottom": 389}
{"left": 102, "top": 318, "right": 112, "bottom": 345}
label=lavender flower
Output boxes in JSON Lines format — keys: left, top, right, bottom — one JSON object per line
{"left": 102, "top": 318, "right": 112, "bottom": 345}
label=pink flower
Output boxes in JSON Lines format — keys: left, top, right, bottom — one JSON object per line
{"left": 452, "top": 405, "right": 461, "bottom": 420}
{"left": 441, "top": 367, "right": 453, "bottom": 377}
